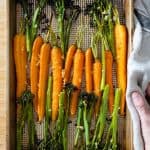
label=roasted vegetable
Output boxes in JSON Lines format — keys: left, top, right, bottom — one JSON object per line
{"left": 64, "top": 44, "right": 77, "bottom": 84}
{"left": 105, "top": 50, "right": 114, "bottom": 113}
{"left": 48, "top": 0, "right": 81, "bottom": 57}
{"left": 19, "top": 0, "right": 47, "bottom": 59}
{"left": 103, "top": 88, "right": 121, "bottom": 150}
{"left": 38, "top": 42, "right": 51, "bottom": 122}
{"left": 114, "top": 17, "right": 127, "bottom": 115}
{"left": 14, "top": 33, "right": 27, "bottom": 98}
{"left": 17, "top": 90, "right": 35, "bottom": 150}
{"left": 85, "top": 48, "right": 93, "bottom": 94}
{"left": 51, "top": 46, "right": 63, "bottom": 121}
{"left": 30, "top": 36, "right": 43, "bottom": 113}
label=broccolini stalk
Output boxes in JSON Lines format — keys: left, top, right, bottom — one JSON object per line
{"left": 83, "top": 101, "right": 90, "bottom": 147}
{"left": 50, "top": 91, "right": 65, "bottom": 150}
{"left": 91, "top": 85, "right": 109, "bottom": 149}
{"left": 97, "top": 85, "right": 109, "bottom": 142}
{"left": 74, "top": 93, "right": 96, "bottom": 149}
{"left": 49, "top": 0, "right": 80, "bottom": 57}
{"left": 100, "top": 39, "right": 106, "bottom": 91}
{"left": 74, "top": 100, "right": 84, "bottom": 147}
{"left": 55, "top": 91, "right": 65, "bottom": 135}
{"left": 21, "top": 0, "right": 47, "bottom": 59}
{"left": 103, "top": 88, "right": 121, "bottom": 150}
{"left": 17, "top": 90, "right": 35, "bottom": 150}
{"left": 45, "top": 76, "right": 52, "bottom": 142}
{"left": 63, "top": 83, "right": 76, "bottom": 150}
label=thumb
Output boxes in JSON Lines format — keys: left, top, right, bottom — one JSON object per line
{"left": 132, "top": 92, "right": 148, "bottom": 117}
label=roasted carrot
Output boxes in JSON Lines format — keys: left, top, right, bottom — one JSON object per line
{"left": 64, "top": 44, "right": 77, "bottom": 84}
{"left": 115, "top": 24, "right": 127, "bottom": 115}
{"left": 70, "top": 48, "right": 84, "bottom": 115}
{"left": 72, "top": 49, "right": 85, "bottom": 89}
{"left": 105, "top": 50, "right": 114, "bottom": 113}
{"left": 85, "top": 48, "right": 93, "bottom": 93}
{"left": 38, "top": 42, "right": 51, "bottom": 122}
{"left": 91, "top": 32, "right": 102, "bottom": 116}
{"left": 70, "top": 90, "right": 80, "bottom": 116}
{"left": 93, "top": 59, "right": 102, "bottom": 116}
{"left": 30, "top": 36, "right": 43, "bottom": 113}
{"left": 51, "top": 46, "right": 63, "bottom": 121}
{"left": 14, "top": 33, "right": 27, "bottom": 98}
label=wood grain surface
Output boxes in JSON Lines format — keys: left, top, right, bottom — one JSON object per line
{"left": 0, "top": 0, "right": 9, "bottom": 150}
{"left": 125, "top": 0, "right": 134, "bottom": 149}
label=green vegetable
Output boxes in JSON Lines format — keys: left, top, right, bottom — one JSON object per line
{"left": 17, "top": 90, "right": 36, "bottom": 150}
{"left": 63, "top": 84, "right": 75, "bottom": 150}
{"left": 20, "top": 0, "right": 47, "bottom": 59}
{"left": 83, "top": 101, "right": 90, "bottom": 147}
{"left": 91, "top": 85, "right": 109, "bottom": 149}
{"left": 45, "top": 76, "right": 52, "bottom": 139}
{"left": 49, "top": 0, "right": 81, "bottom": 57}
{"left": 103, "top": 88, "right": 121, "bottom": 150}
{"left": 85, "top": 0, "right": 116, "bottom": 90}
{"left": 50, "top": 91, "right": 66, "bottom": 150}
{"left": 74, "top": 100, "right": 84, "bottom": 148}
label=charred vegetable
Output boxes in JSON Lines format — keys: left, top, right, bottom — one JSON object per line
{"left": 74, "top": 92, "right": 96, "bottom": 149}
{"left": 48, "top": 0, "right": 81, "bottom": 57}
{"left": 17, "top": 90, "right": 36, "bottom": 150}
{"left": 91, "top": 85, "right": 109, "bottom": 149}
{"left": 103, "top": 88, "right": 121, "bottom": 150}
{"left": 19, "top": 0, "right": 47, "bottom": 59}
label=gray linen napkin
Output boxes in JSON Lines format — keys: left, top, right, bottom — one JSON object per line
{"left": 126, "top": 0, "right": 150, "bottom": 150}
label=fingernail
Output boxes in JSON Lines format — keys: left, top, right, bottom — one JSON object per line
{"left": 132, "top": 92, "right": 144, "bottom": 109}
{"left": 132, "top": 92, "right": 143, "bottom": 106}
{"left": 132, "top": 92, "right": 141, "bottom": 101}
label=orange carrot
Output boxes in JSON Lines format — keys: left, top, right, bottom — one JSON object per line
{"left": 70, "top": 48, "right": 84, "bottom": 115}
{"left": 38, "top": 42, "right": 51, "bottom": 122}
{"left": 70, "top": 90, "right": 80, "bottom": 116}
{"left": 115, "top": 24, "right": 127, "bottom": 115}
{"left": 85, "top": 48, "right": 93, "bottom": 93}
{"left": 64, "top": 44, "right": 77, "bottom": 84}
{"left": 105, "top": 50, "right": 114, "bottom": 113}
{"left": 93, "top": 59, "right": 102, "bottom": 116}
{"left": 72, "top": 49, "right": 85, "bottom": 89}
{"left": 51, "top": 46, "right": 63, "bottom": 121}
{"left": 14, "top": 33, "right": 27, "bottom": 98}
{"left": 30, "top": 36, "right": 43, "bottom": 113}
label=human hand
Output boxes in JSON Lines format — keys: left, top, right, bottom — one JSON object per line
{"left": 132, "top": 84, "right": 150, "bottom": 150}
{"left": 126, "top": 14, "right": 150, "bottom": 150}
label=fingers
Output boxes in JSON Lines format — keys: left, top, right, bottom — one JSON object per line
{"left": 132, "top": 92, "right": 150, "bottom": 150}
{"left": 132, "top": 92, "right": 147, "bottom": 116}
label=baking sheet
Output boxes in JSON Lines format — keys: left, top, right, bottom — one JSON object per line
{"left": 16, "top": 0, "right": 126, "bottom": 149}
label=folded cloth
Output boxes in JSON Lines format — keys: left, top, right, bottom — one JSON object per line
{"left": 126, "top": 0, "right": 150, "bottom": 150}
